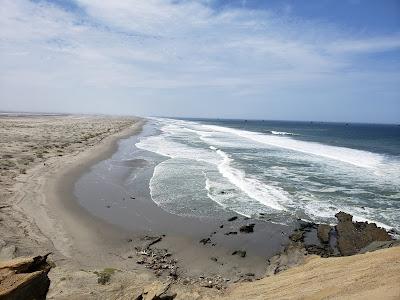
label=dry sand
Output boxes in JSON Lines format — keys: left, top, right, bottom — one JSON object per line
{"left": 223, "top": 246, "right": 400, "bottom": 300}
{"left": 0, "top": 114, "right": 399, "bottom": 299}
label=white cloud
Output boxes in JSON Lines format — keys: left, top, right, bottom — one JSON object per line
{"left": 328, "top": 35, "right": 400, "bottom": 54}
{"left": 0, "top": 0, "right": 399, "bottom": 120}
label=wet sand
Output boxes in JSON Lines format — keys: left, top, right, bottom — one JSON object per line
{"left": 71, "top": 121, "right": 294, "bottom": 280}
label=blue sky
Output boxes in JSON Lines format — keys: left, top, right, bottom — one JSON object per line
{"left": 0, "top": 0, "right": 399, "bottom": 123}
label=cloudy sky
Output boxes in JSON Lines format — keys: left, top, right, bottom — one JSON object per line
{"left": 1, "top": 0, "right": 399, "bottom": 123}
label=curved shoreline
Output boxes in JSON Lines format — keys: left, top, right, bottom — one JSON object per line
{"left": 68, "top": 118, "right": 296, "bottom": 280}
{"left": 50, "top": 119, "right": 146, "bottom": 261}
{"left": 15, "top": 118, "right": 146, "bottom": 266}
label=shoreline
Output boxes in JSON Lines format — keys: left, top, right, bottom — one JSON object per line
{"left": 68, "top": 119, "right": 294, "bottom": 280}
{"left": 9, "top": 117, "right": 146, "bottom": 265}
{"left": 7, "top": 114, "right": 289, "bottom": 283}
{"left": 1, "top": 114, "right": 399, "bottom": 299}
{"left": 46, "top": 119, "right": 147, "bottom": 261}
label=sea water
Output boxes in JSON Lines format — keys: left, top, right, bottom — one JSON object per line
{"left": 136, "top": 118, "right": 400, "bottom": 230}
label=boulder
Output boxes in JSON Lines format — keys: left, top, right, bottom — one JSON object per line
{"left": 239, "top": 224, "right": 255, "bottom": 233}
{"left": 335, "top": 211, "right": 392, "bottom": 256}
{"left": 289, "top": 230, "right": 304, "bottom": 243}
{"left": 199, "top": 238, "right": 211, "bottom": 245}
{"left": 335, "top": 211, "right": 353, "bottom": 223}
{"left": 317, "top": 224, "right": 332, "bottom": 244}
{"left": 232, "top": 250, "right": 246, "bottom": 258}
{"left": 0, "top": 254, "right": 52, "bottom": 300}
{"left": 224, "top": 231, "right": 237, "bottom": 235}
{"left": 298, "top": 220, "right": 316, "bottom": 230}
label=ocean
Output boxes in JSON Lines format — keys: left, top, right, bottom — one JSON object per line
{"left": 136, "top": 118, "right": 400, "bottom": 231}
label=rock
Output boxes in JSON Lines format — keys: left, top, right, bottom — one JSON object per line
{"left": 138, "top": 282, "right": 177, "bottom": 300}
{"left": 298, "top": 220, "right": 316, "bottom": 230}
{"left": 289, "top": 230, "right": 304, "bottom": 243}
{"left": 245, "top": 273, "right": 255, "bottom": 277}
{"left": 232, "top": 250, "right": 246, "bottom": 258}
{"left": 199, "top": 238, "right": 211, "bottom": 245}
{"left": 317, "top": 224, "right": 331, "bottom": 244}
{"left": 169, "top": 267, "right": 178, "bottom": 279}
{"left": 155, "top": 292, "right": 177, "bottom": 300}
{"left": 219, "top": 225, "right": 224, "bottom": 228}
{"left": 0, "top": 254, "right": 52, "bottom": 300}
{"left": 335, "top": 211, "right": 353, "bottom": 223}
{"left": 335, "top": 211, "right": 392, "bottom": 256}
{"left": 266, "top": 243, "right": 307, "bottom": 276}
{"left": 134, "top": 293, "right": 144, "bottom": 300}
{"left": 144, "top": 236, "right": 163, "bottom": 248}
{"left": 305, "top": 245, "right": 331, "bottom": 258}
{"left": 224, "top": 231, "right": 237, "bottom": 235}
{"left": 239, "top": 224, "right": 255, "bottom": 233}
{"left": 228, "top": 216, "right": 238, "bottom": 221}
{"left": 210, "top": 257, "right": 218, "bottom": 262}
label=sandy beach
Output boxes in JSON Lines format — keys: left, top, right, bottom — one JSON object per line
{"left": 1, "top": 114, "right": 399, "bottom": 299}
{"left": 2, "top": 0, "right": 399, "bottom": 298}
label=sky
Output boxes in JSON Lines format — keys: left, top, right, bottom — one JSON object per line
{"left": 0, "top": 0, "right": 399, "bottom": 123}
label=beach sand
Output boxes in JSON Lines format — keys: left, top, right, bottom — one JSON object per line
{"left": 0, "top": 114, "right": 399, "bottom": 299}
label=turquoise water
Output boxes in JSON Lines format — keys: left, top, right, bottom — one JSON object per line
{"left": 136, "top": 118, "right": 400, "bottom": 230}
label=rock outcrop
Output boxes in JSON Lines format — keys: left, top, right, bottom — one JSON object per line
{"left": 0, "top": 254, "right": 52, "bottom": 300}
{"left": 335, "top": 212, "right": 392, "bottom": 256}
{"left": 317, "top": 224, "right": 331, "bottom": 244}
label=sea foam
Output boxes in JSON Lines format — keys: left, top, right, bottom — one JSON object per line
{"left": 136, "top": 118, "right": 400, "bottom": 230}
{"left": 270, "top": 130, "right": 296, "bottom": 136}
{"left": 203, "top": 124, "right": 383, "bottom": 169}
{"left": 215, "top": 149, "right": 287, "bottom": 211}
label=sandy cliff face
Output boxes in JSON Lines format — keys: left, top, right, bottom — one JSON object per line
{"left": 223, "top": 246, "right": 400, "bottom": 300}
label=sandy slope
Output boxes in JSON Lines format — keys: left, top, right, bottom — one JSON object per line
{"left": 223, "top": 246, "right": 400, "bottom": 300}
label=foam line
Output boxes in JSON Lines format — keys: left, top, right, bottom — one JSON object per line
{"left": 203, "top": 125, "right": 383, "bottom": 169}
{"left": 216, "top": 149, "right": 287, "bottom": 211}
